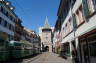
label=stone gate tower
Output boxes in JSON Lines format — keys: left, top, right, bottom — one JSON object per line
{"left": 39, "top": 17, "right": 54, "bottom": 52}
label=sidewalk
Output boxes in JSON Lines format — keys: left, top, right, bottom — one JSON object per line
{"left": 50, "top": 53, "right": 73, "bottom": 63}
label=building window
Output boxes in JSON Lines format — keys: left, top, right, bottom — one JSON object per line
{"left": 7, "top": 23, "right": 9, "bottom": 28}
{"left": 11, "top": 26, "right": 12, "bottom": 31}
{"left": 11, "top": 26, "right": 15, "bottom": 32}
{"left": 75, "top": 5, "right": 84, "bottom": 26}
{"left": 46, "top": 36, "right": 48, "bottom": 39}
{"left": 63, "top": 27, "right": 64, "bottom": 30}
{"left": 69, "top": 18, "right": 72, "bottom": 32}
{"left": 65, "top": 23, "right": 68, "bottom": 35}
{"left": 1, "top": 6, "right": 6, "bottom": 15}
{"left": 92, "top": 0, "right": 96, "bottom": 9}
{"left": 9, "top": 15, "right": 13, "bottom": 20}
{"left": 62, "top": 27, "right": 65, "bottom": 38}
{"left": 67, "top": 22, "right": 70, "bottom": 33}
{"left": 76, "top": 11, "right": 80, "bottom": 25}
{"left": 88, "top": 0, "right": 95, "bottom": 13}
{"left": 13, "top": 19, "right": 16, "bottom": 22}
{"left": 9, "top": 24, "right": 11, "bottom": 30}
{"left": 0, "top": 17, "right": 2, "bottom": 24}
{"left": 0, "top": 6, "right": 15, "bottom": 22}
{"left": 72, "top": 0, "right": 76, "bottom": 6}
{"left": 82, "top": 0, "right": 90, "bottom": 17}
{"left": 73, "top": 14, "right": 77, "bottom": 28}
{"left": 4, "top": 21, "right": 7, "bottom": 27}
{"left": 8, "top": 34, "right": 13, "bottom": 41}
{"left": 8, "top": 14, "right": 14, "bottom": 21}
{"left": 1, "top": 6, "right": 3, "bottom": 13}
{"left": 79, "top": 6, "right": 84, "bottom": 23}
{"left": 6, "top": 12, "right": 8, "bottom": 17}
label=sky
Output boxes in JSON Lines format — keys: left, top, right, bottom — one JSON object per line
{"left": 8, "top": 0, "right": 60, "bottom": 33}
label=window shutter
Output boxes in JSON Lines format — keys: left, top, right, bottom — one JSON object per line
{"left": 82, "top": 0, "right": 90, "bottom": 17}
{"left": 72, "top": 14, "right": 77, "bottom": 28}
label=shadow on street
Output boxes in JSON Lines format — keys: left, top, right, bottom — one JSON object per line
{"left": 5, "top": 54, "right": 41, "bottom": 63}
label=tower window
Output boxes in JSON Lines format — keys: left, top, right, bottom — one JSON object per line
{"left": 46, "top": 36, "right": 48, "bottom": 39}
{"left": 46, "top": 33, "right": 48, "bottom": 35}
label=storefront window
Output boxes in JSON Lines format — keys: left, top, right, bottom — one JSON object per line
{"left": 65, "top": 43, "right": 70, "bottom": 57}
{"left": 89, "top": 42, "right": 96, "bottom": 63}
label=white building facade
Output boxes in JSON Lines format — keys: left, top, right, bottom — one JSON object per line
{"left": 0, "top": 1, "right": 17, "bottom": 41}
{"left": 56, "top": 0, "right": 96, "bottom": 63}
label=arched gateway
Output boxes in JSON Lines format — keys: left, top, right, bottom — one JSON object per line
{"left": 45, "top": 46, "right": 49, "bottom": 51}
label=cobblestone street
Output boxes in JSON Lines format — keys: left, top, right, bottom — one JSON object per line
{"left": 32, "top": 52, "right": 72, "bottom": 63}
{"left": 30, "top": 52, "right": 66, "bottom": 63}
{"left": 9, "top": 52, "right": 72, "bottom": 63}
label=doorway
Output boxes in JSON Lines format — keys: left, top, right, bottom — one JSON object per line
{"left": 45, "top": 46, "right": 49, "bottom": 52}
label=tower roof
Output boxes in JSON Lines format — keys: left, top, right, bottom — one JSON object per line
{"left": 43, "top": 16, "right": 50, "bottom": 29}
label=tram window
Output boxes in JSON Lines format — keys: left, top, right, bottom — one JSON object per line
{"left": 15, "top": 46, "right": 22, "bottom": 50}
{"left": 0, "top": 39, "right": 4, "bottom": 42}
{"left": 0, "top": 41, "right": 4, "bottom": 45}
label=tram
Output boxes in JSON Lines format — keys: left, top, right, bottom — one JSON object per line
{"left": 10, "top": 40, "right": 33, "bottom": 58}
{"left": 0, "top": 32, "right": 10, "bottom": 61}
{"left": 0, "top": 32, "right": 39, "bottom": 62}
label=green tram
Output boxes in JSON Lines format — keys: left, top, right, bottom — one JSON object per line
{"left": 0, "top": 32, "right": 10, "bottom": 62}
{"left": 0, "top": 32, "right": 39, "bottom": 62}
{"left": 10, "top": 40, "right": 33, "bottom": 58}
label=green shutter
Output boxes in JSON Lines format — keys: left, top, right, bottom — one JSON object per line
{"left": 82, "top": 0, "right": 90, "bottom": 17}
{"left": 72, "top": 14, "right": 77, "bottom": 28}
